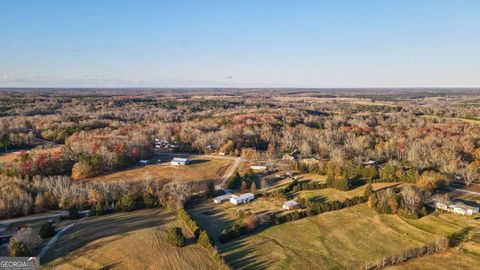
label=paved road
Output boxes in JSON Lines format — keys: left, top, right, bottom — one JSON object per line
{"left": 0, "top": 211, "right": 68, "bottom": 227}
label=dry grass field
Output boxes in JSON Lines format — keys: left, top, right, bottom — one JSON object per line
{"left": 87, "top": 155, "right": 234, "bottom": 187}
{"left": 41, "top": 208, "right": 218, "bottom": 270}
{"left": 387, "top": 242, "right": 480, "bottom": 270}
{"left": 215, "top": 204, "right": 479, "bottom": 270}
{"left": 297, "top": 173, "right": 327, "bottom": 183}
{"left": 294, "top": 182, "right": 400, "bottom": 202}
{"left": 0, "top": 146, "right": 63, "bottom": 164}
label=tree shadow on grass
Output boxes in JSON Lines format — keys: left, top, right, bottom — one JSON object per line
{"left": 188, "top": 159, "right": 210, "bottom": 165}
{"left": 219, "top": 238, "right": 273, "bottom": 270}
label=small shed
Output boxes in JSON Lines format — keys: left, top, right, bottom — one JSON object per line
{"left": 171, "top": 158, "right": 189, "bottom": 166}
{"left": 250, "top": 165, "right": 267, "bottom": 171}
{"left": 230, "top": 193, "right": 255, "bottom": 205}
{"left": 283, "top": 200, "right": 300, "bottom": 210}
{"left": 138, "top": 160, "right": 150, "bottom": 166}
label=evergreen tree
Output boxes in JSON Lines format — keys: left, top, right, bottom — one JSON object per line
{"left": 227, "top": 172, "right": 242, "bottom": 189}
{"left": 205, "top": 181, "right": 215, "bottom": 198}
{"left": 9, "top": 242, "right": 30, "bottom": 257}
{"left": 364, "top": 183, "right": 374, "bottom": 197}
{"left": 39, "top": 222, "right": 55, "bottom": 239}
{"left": 167, "top": 227, "right": 186, "bottom": 247}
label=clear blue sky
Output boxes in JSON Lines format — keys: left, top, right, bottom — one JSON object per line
{"left": 1, "top": 0, "right": 479, "bottom": 87}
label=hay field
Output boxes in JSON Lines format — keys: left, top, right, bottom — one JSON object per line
{"left": 87, "top": 156, "right": 234, "bottom": 187}
{"left": 41, "top": 208, "right": 217, "bottom": 270}
{"left": 217, "top": 204, "right": 479, "bottom": 270}
{"left": 295, "top": 182, "right": 400, "bottom": 202}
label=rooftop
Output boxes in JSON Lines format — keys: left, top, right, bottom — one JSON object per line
{"left": 283, "top": 200, "right": 300, "bottom": 207}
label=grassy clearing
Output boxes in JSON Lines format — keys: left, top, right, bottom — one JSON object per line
{"left": 298, "top": 173, "right": 327, "bottom": 183}
{"left": 294, "top": 182, "right": 400, "bottom": 202}
{"left": 188, "top": 196, "right": 284, "bottom": 241}
{"left": 387, "top": 241, "right": 480, "bottom": 270}
{"left": 0, "top": 146, "right": 63, "bottom": 164}
{"left": 41, "top": 208, "right": 217, "bottom": 270}
{"left": 87, "top": 156, "right": 234, "bottom": 187}
{"left": 217, "top": 204, "right": 480, "bottom": 270}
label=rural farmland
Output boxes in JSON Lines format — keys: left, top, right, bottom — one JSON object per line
{"left": 87, "top": 155, "right": 235, "bottom": 187}
{"left": 41, "top": 208, "right": 218, "bottom": 270}
{"left": 216, "top": 205, "right": 480, "bottom": 270}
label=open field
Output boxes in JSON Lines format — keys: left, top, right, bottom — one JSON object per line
{"left": 0, "top": 146, "right": 63, "bottom": 164}
{"left": 298, "top": 173, "right": 327, "bottom": 183}
{"left": 188, "top": 196, "right": 284, "bottom": 241}
{"left": 294, "top": 182, "right": 400, "bottom": 202}
{"left": 387, "top": 241, "right": 480, "bottom": 270}
{"left": 87, "top": 155, "right": 234, "bottom": 187}
{"left": 42, "top": 208, "right": 217, "bottom": 270}
{"left": 215, "top": 204, "right": 479, "bottom": 270}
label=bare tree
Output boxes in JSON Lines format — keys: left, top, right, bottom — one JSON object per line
{"left": 458, "top": 164, "right": 479, "bottom": 187}
{"left": 164, "top": 177, "right": 192, "bottom": 208}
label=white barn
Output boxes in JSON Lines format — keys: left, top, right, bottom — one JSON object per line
{"left": 230, "top": 193, "right": 255, "bottom": 205}
{"left": 171, "top": 158, "right": 189, "bottom": 166}
{"left": 213, "top": 194, "right": 237, "bottom": 204}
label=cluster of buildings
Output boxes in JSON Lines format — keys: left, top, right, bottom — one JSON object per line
{"left": 138, "top": 157, "right": 190, "bottom": 166}
{"left": 213, "top": 193, "right": 255, "bottom": 205}
{"left": 154, "top": 138, "right": 178, "bottom": 150}
{"left": 435, "top": 201, "right": 479, "bottom": 216}
{"left": 212, "top": 191, "right": 301, "bottom": 211}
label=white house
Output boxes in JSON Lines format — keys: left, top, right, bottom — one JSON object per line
{"left": 171, "top": 157, "right": 189, "bottom": 166}
{"left": 283, "top": 200, "right": 300, "bottom": 210}
{"left": 218, "top": 152, "right": 226, "bottom": 156}
{"left": 250, "top": 165, "right": 267, "bottom": 171}
{"left": 213, "top": 194, "right": 237, "bottom": 204}
{"left": 230, "top": 193, "right": 255, "bottom": 205}
{"left": 138, "top": 160, "right": 149, "bottom": 166}
{"left": 453, "top": 203, "right": 479, "bottom": 216}
{"left": 436, "top": 201, "right": 479, "bottom": 216}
